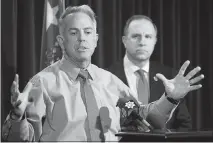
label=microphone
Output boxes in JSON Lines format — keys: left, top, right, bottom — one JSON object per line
{"left": 116, "top": 97, "right": 154, "bottom": 132}
{"left": 99, "top": 107, "right": 112, "bottom": 141}
{"left": 99, "top": 106, "right": 112, "bottom": 133}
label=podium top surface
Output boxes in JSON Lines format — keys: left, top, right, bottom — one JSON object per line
{"left": 165, "top": 130, "right": 213, "bottom": 138}
{"left": 116, "top": 130, "right": 213, "bottom": 138}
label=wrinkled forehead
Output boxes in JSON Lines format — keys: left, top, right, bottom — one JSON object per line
{"left": 128, "top": 19, "right": 156, "bottom": 35}
{"left": 63, "top": 12, "right": 95, "bottom": 30}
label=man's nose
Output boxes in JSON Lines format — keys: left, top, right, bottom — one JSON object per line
{"left": 78, "top": 31, "right": 86, "bottom": 42}
{"left": 138, "top": 36, "right": 145, "bottom": 45}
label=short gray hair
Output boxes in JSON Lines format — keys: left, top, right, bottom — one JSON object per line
{"left": 58, "top": 5, "right": 97, "bottom": 34}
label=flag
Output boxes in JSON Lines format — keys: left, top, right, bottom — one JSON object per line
{"left": 40, "top": 0, "right": 65, "bottom": 70}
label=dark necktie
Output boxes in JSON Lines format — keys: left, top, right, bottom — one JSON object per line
{"left": 136, "top": 69, "right": 150, "bottom": 104}
{"left": 78, "top": 69, "right": 104, "bottom": 141}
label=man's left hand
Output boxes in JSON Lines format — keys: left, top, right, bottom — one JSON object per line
{"left": 154, "top": 60, "right": 204, "bottom": 100}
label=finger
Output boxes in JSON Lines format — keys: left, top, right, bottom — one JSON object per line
{"left": 23, "top": 82, "right": 33, "bottom": 94}
{"left": 189, "top": 84, "right": 202, "bottom": 91}
{"left": 189, "top": 74, "right": 204, "bottom": 85}
{"left": 11, "top": 86, "right": 20, "bottom": 106}
{"left": 11, "top": 97, "right": 17, "bottom": 106}
{"left": 153, "top": 76, "right": 158, "bottom": 81}
{"left": 11, "top": 92, "right": 19, "bottom": 102}
{"left": 11, "top": 81, "right": 16, "bottom": 95}
{"left": 178, "top": 60, "right": 190, "bottom": 76}
{"left": 11, "top": 74, "right": 19, "bottom": 91}
{"left": 13, "top": 100, "right": 22, "bottom": 107}
{"left": 16, "top": 83, "right": 33, "bottom": 108}
{"left": 155, "top": 73, "right": 168, "bottom": 85}
{"left": 14, "top": 74, "right": 19, "bottom": 84}
{"left": 11, "top": 82, "right": 17, "bottom": 103}
{"left": 14, "top": 81, "right": 20, "bottom": 94}
{"left": 185, "top": 66, "right": 201, "bottom": 80}
{"left": 14, "top": 74, "right": 19, "bottom": 90}
{"left": 11, "top": 81, "right": 20, "bottom": 96}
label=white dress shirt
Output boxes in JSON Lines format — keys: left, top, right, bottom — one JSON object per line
{"left": 2, "top": 56, "right": 176, "bottom": 142}
{"left": 123, "top": 54, "right": 178, "bottom": 124}
{"left": 123, "top": 55, "right": 150, "bottom": 102}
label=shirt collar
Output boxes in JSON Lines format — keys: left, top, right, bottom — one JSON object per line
{"left": 124, "top": 54, "right": 150, "bottom": 74}
{"left": 59, "top": 56, "right": 95, "bottom": 81}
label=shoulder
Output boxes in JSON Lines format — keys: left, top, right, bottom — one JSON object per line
{"left": 91, "top": 64, "right": 125, "bottom": 84}
{"left": 92, "top": 64, "right": 129, "bottom": 89}
{"left": 107, "top": 60, "right": 124, "bottom": 75}
{"left": 107, "top": 60, "right": 123, "bottom": 71}
{"left": 150, "top": 61, "right": 177, "bottom": 77}
{"left": 91, "top": 64, "right": 133, "bottom": 98}
{"left": 29, "top": 61, "right": 60, "bottom": 86}
{"left": 150, "top": 61, "right": 172, "bottom": 70}
{"left": 91, "top": 64, "right": 115, "bottom": 79}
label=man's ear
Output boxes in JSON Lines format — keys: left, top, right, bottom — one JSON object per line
{"left": 93, "top": 33, "right": 99, "bottom": 48}
{"left": 154, "top": 36, "right": 158, "bottom": 45}
{"left": 95, "top": 33, "right": 99, "bottom": 42}
{"left": 56, "top": 35, "right": 64, "bottom": 46}
{"left": 122, "top": 36, "right": 127, "bottom": 49}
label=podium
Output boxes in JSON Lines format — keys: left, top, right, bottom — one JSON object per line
{"left": 116, "top": 130, "right": 213, "bottom": 141}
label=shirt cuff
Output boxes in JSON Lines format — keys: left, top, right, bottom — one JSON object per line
{"left": 155, "top": 93, "right": 177, "bottom": 116}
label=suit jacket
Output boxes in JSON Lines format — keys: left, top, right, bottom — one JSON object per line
{"left": 107, "top": 60, "right": 192, "bottom": 131}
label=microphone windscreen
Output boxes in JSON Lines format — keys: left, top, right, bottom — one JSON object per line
{"left": 99, "top": 107, "right": 111, "bottom": 133}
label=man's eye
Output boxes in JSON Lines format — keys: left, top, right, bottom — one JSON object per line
{"left": 70, "top": 32, "right": 77, "bottom": 35}
{"left": 132, "top": 35, "right": 140, "bottom": 39}
{"left": 85, "top": 31, "right": 92, "bottom": 35}
{"left": 145, "top": 35, "right": 152, "bottom": 39}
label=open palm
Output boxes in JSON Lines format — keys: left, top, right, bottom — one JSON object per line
{"left": 11, "top": 74, "right": 33, "bottom": 118}
{"left": 155, "top": 61, "right": 204, "bottom": 100}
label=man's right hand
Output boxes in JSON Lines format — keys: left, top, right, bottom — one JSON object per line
{"left": 10, "top": 74, "right": 33, "bottom": 120}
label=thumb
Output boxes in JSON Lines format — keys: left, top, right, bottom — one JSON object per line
{"left": 155, "top": 73, "right": 168, "bottom": 85}
{"left": 23, "top": 82, "right": 33, "bottom": 94}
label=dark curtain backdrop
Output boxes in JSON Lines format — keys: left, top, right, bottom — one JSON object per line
{"left": 1, "top": 0, "right": 213, "bottom": 131}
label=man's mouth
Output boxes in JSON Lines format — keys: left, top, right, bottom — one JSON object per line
{"left": 77, "top": 46, "right": 88, "bottom": 51}
{"left": 136, "top": 49, "right": 147, "bottom": 53}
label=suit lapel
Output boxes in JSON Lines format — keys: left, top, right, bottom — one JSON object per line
{"left": 108, "top": 60, "right": 128, "bottom": 85}
{"left": 119, "top": 60, "right": 164, "bottom": 102}
{"left": 149, "top": 62, "right": 165, "bottom": 102}
{"left": 119, "top": 60, "right": 128, "bottom": 85}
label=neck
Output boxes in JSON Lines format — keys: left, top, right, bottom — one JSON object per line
{"left": 77, "top": 61, "right": 90, "bottom": 69}
{"left": 126, "top": 53, "right": 149, "bottom": 68}
{"left": 64, "top": 54, "right": 90, "bottom": 69}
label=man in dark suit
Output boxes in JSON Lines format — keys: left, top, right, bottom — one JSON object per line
{"left": 108, "top": 15, "right": 192, "bottom": 131}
